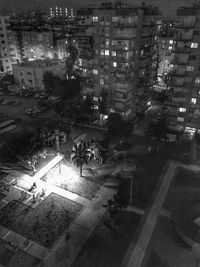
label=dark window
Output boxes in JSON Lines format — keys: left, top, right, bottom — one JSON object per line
{"left": 1, "top": 41, "right": 5, "bottom": 44}
{"left": 27, "top": 72, "right": 32, "bottom": 75}
{"left": 0, "top": 34, "right": 4, "bottom": 37}
{"left": 189, "top": 55, "right": 196, "bottom": 60}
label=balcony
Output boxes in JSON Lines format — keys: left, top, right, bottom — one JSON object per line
{"left": 172, "top": 46, "right": 190, "bottom": 54}
{"left": 175, "top": 23, "right": 195, "bottom": 29}
{"left": 175, "top": 35, "right": 193, "bottom": 41}
{"left": 113, "top": 21, "right": 137, "bottom": 28}
{"left": 168, "top": 70, "right": 186, "bottom": 77}
{"left": 171, "top": 58, "right": 189, "bottom": 65}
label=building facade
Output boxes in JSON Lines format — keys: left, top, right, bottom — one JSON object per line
{"left": 77, "top": 4, "right": 160, "bottom": 120}
{"left": 21, "top": 30, "right": 54, "bottom": 60}
{"left": 165, "top": 6, "right": 200, "bottom": 133}
{"left": 0, "top": 15, "right": 21, "bottom": 74}
{"left": 49, "top": 6, "right": 75, "bottom": 20}
{"left": 13, "top": 59, "right": 66, "bottom": 91}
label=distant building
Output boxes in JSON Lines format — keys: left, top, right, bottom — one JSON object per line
{"left": 54, "top": 36, "right": 69, "bottom": 59}
{"left": 49, "top": 6, "right": 76, "bottom": 20}
{"left": 21, "top": 30, "right": 54, "bottom": 60}
{"left": 13, "top": 59, "right": 66, "bottom": 91}
{"left": 0, "top": 15, "right": 21, "bottom": 74}
{"left": 77, "top": 3, "right": 160, "bottom": 120}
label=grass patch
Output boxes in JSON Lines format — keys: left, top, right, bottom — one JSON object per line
{"left": 173, "top": 168, "right": 200, "bottom": 187}
{"left": 0, "top": 193, "right": 83, "bottom": 248}
{"left": 145, "top": 251, "right": 168, "bottom": 267}
{"left": 72, "top": 211, "right": 141, "bottom": 267}
{"left": 0, "top": 240, "right": 40, "bottom": 267}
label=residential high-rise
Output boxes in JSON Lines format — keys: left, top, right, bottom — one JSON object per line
{"left": 0, "top": 15, "right": 20, "bottom": 74}
{"left": 77, "top": 3, "right": 160, "bottom": 121}
{"left": 165, "top": 5, "right": 200, "bottom": 134}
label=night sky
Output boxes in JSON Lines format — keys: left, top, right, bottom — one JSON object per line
{"left": 0, "top": 0, "right": 199, "bottom": 15}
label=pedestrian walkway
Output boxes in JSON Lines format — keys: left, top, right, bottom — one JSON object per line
{"left": 122, "top": 160, "right": 177, "bottom": 267}
{"left": 0, "top": 153, "right": 117, "bottom": 267}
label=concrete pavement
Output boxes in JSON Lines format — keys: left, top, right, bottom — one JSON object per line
{"left": 122, "top": 160, "right": 177, "bottom": 267}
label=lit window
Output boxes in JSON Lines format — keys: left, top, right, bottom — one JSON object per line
{"left": 93, "top": 105, "right": 99, "bottom": 109}
{"left": 100, "top": 79, "right": 104, "bottom": 85}
{"left": 93, "top": 17, "right": 98, "bottom": 22}
{"left": 93, "top": 69, "right": 98, "bottom": 74}
{"left": 82, "top": 69, "right": 87, "bottom": 73}
{"left": 195, "top": 78, "right": 200, "bottom": 83}
{"left": 112, "top": 17, "right": 118, "bottom": 22}
{"left": 79, "top": 59, "right": 82, "bottom": 66}
{"left": 105, "top": 39, "right": 109, "bottom": 46}
{"left": 186, "top": 66, "right": 194, "bottom": 71}
{"left": 83, "top": 95, "right": 87, "bottom": 99}
{"left": 112, "top": 51, "right": 116, "bottom": 56}
{"left": 93, "top": 96, "right": 98, "bottom": 101}
{"left": 179, "top": 107, "right": 186, "bottom": 112}
{"left": 100, "top": 49, "right": 104, "bottom": 55}
{"left": 168, "top": 46, "right": 172, "bottom": 50}
{"left": 191, "top": 98, "right": 197, "bottom": 104}
{"left": 169, "top": 40, "right": 173, "bottom": 44}
{"left": 105, "top": 50, "right": 110, "bottom": 56}
{"left": 112, "top": 62, "right": 117, "bottom": 67}
{"left": 191, "top": 43, "right": 198, "bottom": 48}
{"left": 177, "top": 117, "right": 184, "bottom": 122}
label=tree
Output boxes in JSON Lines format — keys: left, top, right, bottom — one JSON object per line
{"left": 54, "top": 102, "right": 67, "bottom": 129}
{"left": 70, "top": 142, "right": 91, "bottom": 177}
{"left": 107, "top": 113, "right": 124, "bottom": 136}
{"left": 99, "top": 91, "right": 108, "bottom": 115}
{"left": 43, "top": 72, "right": 55, "bottom": 94}
{"left": 65, "top": 38, "right": 79, "bottom": 79}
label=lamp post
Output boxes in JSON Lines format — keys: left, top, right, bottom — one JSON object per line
{"left": 129, "top": 175, "right": 134, "bottom": 204}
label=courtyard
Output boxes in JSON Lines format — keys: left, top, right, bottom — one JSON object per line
{"left": 0, "top": 193, "right": 83, "bottom": 249}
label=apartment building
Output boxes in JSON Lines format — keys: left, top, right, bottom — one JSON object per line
{"left": 54, "top": 36, "right": 69, "bottom": 59}
{"left": 13, "top": 59, "right": 66, "bottom": 91}
{"left": 21, "top": 30, "right": 54, "bottom": 60}
{"left": 165, "top": 6, "right": 200, "bottom": 133}
{"left": 0, "top": 15, "right": 21, "bottom": 74}
{"left": 77, "top": 3, "right": 160, "bottom": 120}
{"left": 49, "top": 6, "right": 76, "bottom": 20}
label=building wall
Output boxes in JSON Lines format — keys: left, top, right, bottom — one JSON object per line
{"left": 0, "top": 15, "right": 15, "bottom": 74}
{"left": 165, "top": 7, "right": 200, "bottom": 131}
{"left": 13, "top": 59, "right": 66, "bottom": 91}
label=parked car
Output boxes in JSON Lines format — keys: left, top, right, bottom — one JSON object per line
{"left": 25, "top": 109, "right": 32, "bottom": 114}
{"left": 1, "top": 99, "right": 9, "bottom": 105}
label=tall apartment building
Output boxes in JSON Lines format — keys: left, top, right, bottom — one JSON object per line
{"left": 165, "top": 6, "right": 200, "bottom": 134}
{"left": 77, "top": 3, "right": 160, "bottom": 120}
{"left": 0, "top": 15, "right": 20, "bottom": 74}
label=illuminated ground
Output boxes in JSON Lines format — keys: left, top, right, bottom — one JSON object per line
{"left": 41, "top": 161, "right": 102, "bottom": 199}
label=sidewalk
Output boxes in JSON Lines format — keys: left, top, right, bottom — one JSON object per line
{"left": 122, "top": 160, "right": 177, "bottom": 267}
